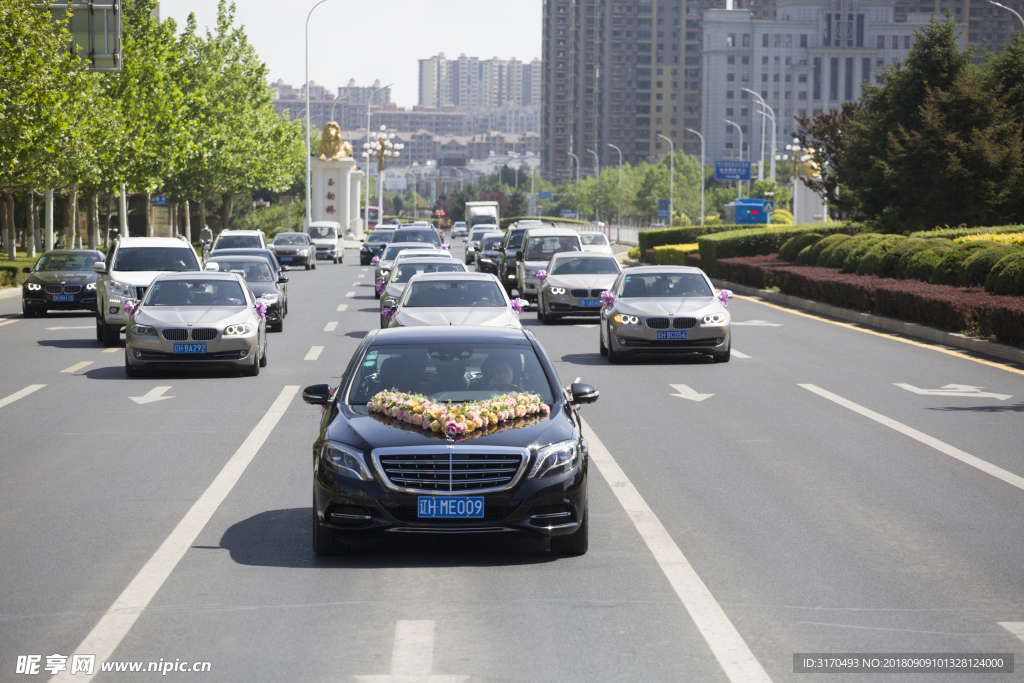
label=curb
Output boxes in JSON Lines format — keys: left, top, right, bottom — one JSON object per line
{"left": 712, "top": 278, "right": 1024, "bottom": 366}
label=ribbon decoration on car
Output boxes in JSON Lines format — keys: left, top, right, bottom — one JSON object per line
{"left": 374, "top": 281, "right": 387, "bottom": 295}
{"left": 599, "top": 290, "right": 617, "bottom": 307}
{"left": 717, "top": 289, "right": 733, "bottom": 307}
{"left": 122, "top": 300, "right": 139, "bottom": 317}
{"left": 371, "top": 256, "right": 380, "bottom": 265}
{"left": 381, "top": 306, "right": 395, "bottom": 320}
{"left": 255, "top": 301, "right": 268, "bottom": 319}
{"left": 441, "top": 243, "right": 450, "bottom": 250}
{"left": 510, "top": 297, "right": 526, "bottom": 314}
{"left": 463, "top": 237, "right": 469, "bottom": 243}
{"left": 536, "top": 270, "right": 547, "bottom": 282}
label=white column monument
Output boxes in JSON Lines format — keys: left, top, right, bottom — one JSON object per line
{"left": 308, "top": 122, "right": 362, "bottom": 237}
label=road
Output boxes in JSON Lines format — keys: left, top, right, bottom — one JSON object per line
{"left": 1, "top": 244, "right": 1023, "bottom": 682}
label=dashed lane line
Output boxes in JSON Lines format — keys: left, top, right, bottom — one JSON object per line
{"left": 581, "top": 418, "right": 772, "bottom": 683}
{"left": 357, "top": 273, "right": 366, "bottom": 279}
{"left": 345, "top": 292, "right": 356, "bottom": 298}
{"left": 49, "top": 386, "right": 299, "bottom": 683}
{"left": 800, "top": 384, "right": 1024, "bottom": 493}
{"left": 998, "top": 623, "right": 1024, "bottom": 644}
{"left": 324, "top": 322, "right": 338, "bottom": 332}
{"left": 0, "top": 384, "right": 46, "bottom": 409}
{"left": 736, "top": 294, "right": 1024, "bottom": 377}
{"left": 305, "top": 346, "right": 324, "bottom": 361}
{"left": 732, "top": 350, "right": 751, "bottom": 359}
{"left": 0, "top": 319, "right": 18, "bottom": 328}
{"left": 336, "top": 304, "right": 349, "bottom": 312}
{"left": 60, "top": 361, "right": 94, "bottom": 374}
{"left": 103, "top": 347, "right": 120, "bottom": 353}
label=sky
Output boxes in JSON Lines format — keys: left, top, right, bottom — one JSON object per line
{"left": 158, "top": 0, "right": 542, "bottom": 107}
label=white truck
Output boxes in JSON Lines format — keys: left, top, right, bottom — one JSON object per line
{"left": 464, "top": 201, "right": 500, "bottom": 230}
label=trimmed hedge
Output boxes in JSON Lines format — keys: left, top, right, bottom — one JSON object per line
{"left": 910, "top": 224, "right": 1024, "bottom": 240}
{"left": 716, "top": 255, "right": 1024, "bottom": 348}
{"left": 930, "top": 241, "right": 996, "bottom": 286}
{"left": 778, "top": 233, "right": 822, "bottom": 262}
{"left": 697, "top": 222, "right": 852, "bottom": 276}
{"left": 987, "top": 252, "right": 1024, "bottom": 295}
{"left": 653, "top": 243, "right": 700, "bottom": 265}
{"left": 856, "top": 235, "right": 905, "bottom": 276}
{"left": 809, "top": 234, "right": 852, "bottom": 266}
{"left": 826, "top": 233, "right": 880, "bottom": 269}
{"left": 896, "top": 238, "right": 954, "bottom": 280}
{"left": 966, "top": 245, "right": 1021, "bottom": 288}
{"left": 638, "top": 224, "right": 749, "bottom": 252}
{"left": 877, "top": 238, "right": 927, "bottom": 278}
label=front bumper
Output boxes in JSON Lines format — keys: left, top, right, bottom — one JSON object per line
{"left": 542, "top": 290, "right": 603, "bottom": 316}
{"left": 23, "top": 291, "right": 97, "bottom": 312}
{"left": 126, "top": 331, "right": 258, "bottom": 368}
{"left": 610, "top": 322, "right": 731, "bottom": 354}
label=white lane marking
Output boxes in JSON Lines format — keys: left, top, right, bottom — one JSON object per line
{"left": 731, "top": 320, "right": 782, "bottom": 327}
{"left": 45, "top": 325, "right": 94, "bottom": 330}
{"left": 336, "top": 304, "right": 349, "bottom": 312}
{"left": 669, "top": 383, "right": 714, "bottom": 402}
{"left": 0, "top": 384, "right": 46, "bottom": 409}
{"left": 357, "top": 273, "right": 366, "bottom": 279}
{"left": 305, "top": 346, "right": 324, "bottom": 361}
{"left": 894, "top": 383, "right": 1011, "bottom": 400}
{"left": 732, "top": 350, "right": 751, "bottom": 359}
{"left": 60, "top": 361, "right": 93, "bottom": 374}
{"left": 345, "top": 291, "right": 356, "bottom": 298}
{"left": 800, "top": 384, "right": 1024, "bottom": 493}
{"left": 355, "top": 620, "right": 467, "bottom": 683}
{"left": 576, "top": 324, "right": 598, "bottom": 328}
{"left": 998, "top": 622, "right": 1024, "bottom": 644}
{"left": 103, "top": 347, "right": 120, "bottom": 353}
{"left": 581, "top": 418, "right": 772, "bottom": 683}
{"left": 49, "top": 386, "right": 299, "bottom": 683}
{"left": 0, "top": 319, "right": 18, "bottom": 327}
{"left": 361, "top": 267, "right": 369, "bottom": 272}
{"left": 324, "top": 322, "right": 338, "bottom": 332}
{"left": 129, "top": 386, "right": 173, "bottom": 405}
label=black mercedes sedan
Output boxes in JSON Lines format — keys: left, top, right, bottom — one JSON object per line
{"left": 303, "top": 326, "right": 599, "bottom": 556}
{"left": 360, "top": 228, "right": 395, "bottom": 265}
{"left": 21, "top": 249, "right": 105, "bottom": 317}
{"left": 205, "top": 255, "right": 289, "bottom": 332}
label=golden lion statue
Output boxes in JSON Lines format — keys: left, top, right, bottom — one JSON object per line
{"left": 318, "top": 122, "right": 352, "bottom": 161}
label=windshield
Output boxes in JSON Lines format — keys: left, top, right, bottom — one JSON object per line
{"left": 393, "top": 230, "right": 440, "bottom": 246}
{"left": 551, "top": 257, "right": 620, "bottom": 275}
{"left": 144, "top": 279, "right": 247, "bottom": 306}
{"left": 382, "top": 245, "right": 416, "bottom": 261}
{"left": 481, "top": 235, "right": 503, "bottom": 250}
{"left": 112, "top": 247, "right": 199, "bottom": 272}
{"left": 619, "top": 272, "right": 713, "bottom": 298}
{"left": 34, "top": 253, "right": 101, "bottom": 271}
{"left": 273, "top": 233, "right": 306, "bottom": 245}
{"left": 215, "top": 261, "right": 274, "bottom": 282}
{"left": 405, "top": 280, "right": 506, "bottom": 308}
{"left": 525, "top": 235, "right": 581, "bottom": 261}
{"left": 392, "top": 262, "right": 465, "bottom": 284}
{"left": 348, "top": 343, "right": 554, "bottom": 405}
{"left": 215, "top": 235, "right": 262, "bottom": 250}
{"left": 581, "top": 233, "right": 609, "bottom": 245}
{"left": 366, "top": 231, "right": 394, "bottom": 244}
{"left": 505, "top": 230, "right": 527, "bottom": 250}
{"left": 470, "top": 229, "right": 495, "bottom": 241}
{"left": 308, "top": 226, "right": 338, "bottom": 239}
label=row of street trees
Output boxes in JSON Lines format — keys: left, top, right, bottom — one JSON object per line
{"left": 0, "top": 0, "right": 302, "bottom": 258}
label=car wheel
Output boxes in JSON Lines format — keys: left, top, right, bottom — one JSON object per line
{"left": 312, "top": 501, "right": 352, "bottom": 556}
{"left": 23, "top": 307, "right": 35, "bottom": 318}
{"left": 101, "top": 318, "right": 120, "bottom": 347}
{"left": 607, "top": 326, "right": 623, "bottom": 364}
{"left": 550, "top": 510, "right": 588, "bottom": 556}
{"left": 245, "top": 344, "right": 260, "bottom": 376}
{"left": 599, "top": 328, "right": 608, "bottom": 356}
{"left": 259, "top": 338, "right": 268, "bottom": 367}
{"left": 305, "top": 263, "right": 311, "bottom": 270}
{"left": 270, "top": 320, "right": 283, "bottom": 333}
{"left": 124, "top": 350, "right": 140, "bottom": 378}
{"left": 333, "top": 256, "right": 339, "bottom": 264}
{"left": 374, "top": 290, "right": 381, "bottom": 300}
{"left": 96, "top": 315, "right": 103, "bottom": 341}
{"left": 712, "top": 346, "right": 731, "bottom": 363}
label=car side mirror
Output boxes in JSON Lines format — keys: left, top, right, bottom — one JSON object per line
{"left": 92, "top": 262, "right": 107, "bottom": 274}
{"left": 22, "top": 267, "right": 32, "bottom": 273}
{"left": 569, "top": 382, "right": 599, "bottom": 405}
{"left": 515, "top": 250, "right": 524, "bottom": 261}
{"left": 278, "top": 275, "right": 289, "bottom": 283}
{"left": 205, "top": 262, "right": 220, "bottom": 271}
{"left": 281, "top": 265, "right": 291, "bottom": 271}
{"left": 302, "top": 384, "right": 333, "bottom": 406}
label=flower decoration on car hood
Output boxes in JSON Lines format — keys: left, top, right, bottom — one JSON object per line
{"left": 717, "top": 289, "right": 733, "bottom": 307}
{"left": 369, "top": 410, "right": 544, "bottom": 442}
{"left": 255, "top": 301, "right": 268, "bottom": 319}
{"left": 368, "top": 390, "right": 551, "bottom": 437}
{"left": 599, "top": 290, "right": 617, "bottom": 307}
{"left": 510, "top": 297, "right": 526, "bottom": 314}
{"left": 122, "top": 300, "right": 139, "bottom": 317}
{"left": 536, "top": 270, "right": 547, "bottom": 282}
{"left": 371, "top": 255, "right": 380, "bottom": 264}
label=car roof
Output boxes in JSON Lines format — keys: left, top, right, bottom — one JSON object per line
{"left": 409, "top": 271, "right": 496, "bottom": 280}
{"left": 384, "top": 241, "right": 431, "bottom": 249}
{"left": 206, "top": 255, "right": 274, "bottom": 263}
{"left": 395, "top": 257, "right": 466, "bottom": 266}
{"left": 272, "top": 232, "right": 308, "bottom": 239}
{"left": 151, "top": 271, "right": 240, "bottom": 281}
{"left": 308, "top": 221, "right": 341, "bottom": 228}
{"left": 550, "top": 251, "right": 618, "bottom": 259}
{"left": 217, "top": 230, "right": 263, "bottom": 235}
{"left": 116, "top": 237, "right": 192, "bottom": 247}
{"left": 372, "top": 326, "right": 530, "bottom": 344}
{"left": 523, "top": 227, "right": 581, "bottom": 237}
{"left": 627, "top": 265, "right": 705, "bottom": 274}
{"left": 393, "top": 228, "right": 436, "bottom": 234}
{"left": 40, "top": 249, "right": 104, "bottom": 255}
{"left": 211, "top": 248, "right": 275, "bottom": 255}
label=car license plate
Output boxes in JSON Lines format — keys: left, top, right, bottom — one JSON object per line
{"left": 657, "top": 330, "right": 687, "bottom": 340}
{"left": 417, "top": 496, "right": 484, "bottom": 518}
{"left": 579, "top": 298, "right": 601, "bottom": 307}
{"left": 279, "top": 256, "right": 292, "bottom": 262}
{"left": 51, "top": 294, "right": 75, "bottom": 302}
{"left": 173, "top": 343, "right": 206, "bottom": 354}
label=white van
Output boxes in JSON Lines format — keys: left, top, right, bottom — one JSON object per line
{"left": 306, "top": 221, "right": 343, "bottom": 264}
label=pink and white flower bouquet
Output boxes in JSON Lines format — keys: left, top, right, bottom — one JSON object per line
{"left": 367, "top": 389, "right": 551, "bottom": 438}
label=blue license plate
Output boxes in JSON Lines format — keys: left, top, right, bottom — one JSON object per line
{"left": 279, "top": 256, "right": 292, "bottom": 262}
{"left": 657, "top": 330, "right": 687, "bottom": 340}
{"left": 417, "top": 496, "right": 484, "bottom": 518}
{"left": 52, "top": 294, "right": 75, "bottom": 302}
{"left": 173, "top": 343, "right": 206, "bottom": 354}
{"left": 579, "top": 298, "right": 601, "bottom": 307}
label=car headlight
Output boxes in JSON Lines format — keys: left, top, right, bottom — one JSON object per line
{"left": 321, "top": 442, "right": 372, "bottom": 480}
{"left": 379, "top": 269, "right": 391, "bottom": 279}
{"left": 109, "top": 280, "right": 133, "bottom": 298}
{"left": 479, "top": 257, "right": 493, "bottom": 263}
{"left": 261, "top": 293, "right": 280, "bottom": 303}
{"left": 529, "top": 439, "right": 579, "bottom": 479}
{"left": 613, "top": 314, "right": 639, "bottom": 325}
{"left": 26, "top": 283, "right": 42, "bottom": 291}
{"left": 85, "top": 282, "right": 96, "bottom": 290}
{"left": 703, "top": 313, "right": 728, "bottom": 324}
{"left": 224, "top": 323, "right": 255, "bottom": 336}
{"left": 548, "top": 287, "right": 566, "bottom": 295}
{"left": 130, "top": 324, "right": 156, "bottom": 336}
{"left": 297, "top": 248, "right": 309, "bottom": 256}
{"left": 525, "top": 269, "right": 537, "bottom": 278}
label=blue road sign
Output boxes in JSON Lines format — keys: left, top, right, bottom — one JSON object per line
{"left": 715, "top": 160, "right": 752, "bottom": 181}
{"left": 537, "top": 191, "right": 553, "bottom": 199}
{"left": 657, "top": 199, "right": 670, "bottom": 221}
{"left": 151, "top": 196, "right": 168, "bottom": 206}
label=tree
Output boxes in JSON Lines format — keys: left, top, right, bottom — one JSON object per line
{"left": 750, "top": 180, "right": 791, "bottom": 211}
{"left": 793, "top": 103, "right": 861, "bottom": 217}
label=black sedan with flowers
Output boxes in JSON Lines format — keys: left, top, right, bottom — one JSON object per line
{"left": 302, "top": 326, "right": 599, "bottom": 556}
{"left": 21, "top": 249, "right": 105, "bottom": 317}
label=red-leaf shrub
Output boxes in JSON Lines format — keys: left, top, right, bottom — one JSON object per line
{"left": 717, "top": 255, "right": 1024, "bottom": 348}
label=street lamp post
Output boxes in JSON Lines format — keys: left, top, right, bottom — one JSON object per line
{"left": 567, "top": 152, "right": 580, "bottom": 190}
{"left": 607, "top": 143, "right": 623, "bottom": 225}
{"left": 686, "top": 128, "right": 705, "bottom": 226}
{"left": 724, "top": 120, "right": 744, "bottom": 198}
{"left": 305, "top": 0, "right": 336, "bottom": 227}
{"left": 986, "top": 0, "right": 1024, "bottom": 27}
{"left": 756, "top": 105, "right": 778, "bottom": 184}
{"left": 363, "top": 83, "right": 392, "bottom": 230}
{"left": 362, "top": 125, "right": 404, "bottom": 223}
{"left": 656, "top": 134, "right": 674, "bottom": 226}
{"left": 743, "top": 88, "right": 777, "bottom": 182}
{"left": 329, "top": 92, "right": 354, "bottom": 125}
{"left": 586, "top": 148, "right": 600, "bottom": 221}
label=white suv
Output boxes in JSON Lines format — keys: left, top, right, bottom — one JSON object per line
{"left": 94, "top": 236, "right": 202, "bottom": 345}
{"left": 211, "top": 229, "right": 268, "bottom": 252}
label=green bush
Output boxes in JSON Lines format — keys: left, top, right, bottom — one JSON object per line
{"left": 963, "top": 244, "right": 1023, "bottom": 287}
{"left": 778, "top": 233, "right": 823, "bottom": 262}
{"left": 910, "top": 224, "right": 1024, "bottom": 240}
{"left": 825, "top": 233, "right": 881, "bottom": 269}
{"left": 903, "top": 246, "right": 952, "bottom": 282}
{"left": 627, "top": 246, "right": 640, "bottom": 260}
{"left": 877, "top": 237, "right": 925, "bottom": 278}
{"left": 929, "top": 241, "right": 996, "bottom": 286}
{"left": 986, "top": 251, "right": 1024, "bottom": 295}
{"left": 653, "top": 244, "right": 701, "bottom": 265}
{"left": 810, "top": 234, "right": 852, "bottom": 267}
{"left": 856, "top": 235, "right": 906, "bottom": 276}
{"left": 697, "top": 223, "right": 852, "bottom": 275}
{"left": 638, "top": 224, "right": 747, "bottom": 252}
{"left": 841, "top": 234, "right": 891, "bottom": 273}
{"left": 895, "top": 238, "right": 954, "bottom": 279}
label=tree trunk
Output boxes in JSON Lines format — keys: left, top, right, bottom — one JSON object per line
{"left": 198, "top": 196, "right": 207, "bottom": 235}
{"left": 221, "top": 193, "right": 233, "bottom": 232}
{"left": 69, "top": 185, "right": 81, "bottom": 248}
{"left": 171, "top": 201, "right": 178, "bottom": 236}
{"left": 6, "top": 191, "right": 16, "bottom": 259}
{"left": 183, "top": 199, "right": 191, "bottom": 243}
{"left": 104, "top": 193, "right": 113, "bottom": 247}
{"left": 27, "top": 191, "right": 37, "bottom": 258}
{"left": 88, "top": 191, "right": 99, "bottom": 249}
{"left": 1, "top": 192, "right": 11, "bottom": 260}
{"left": 145, "top": 191, "right": 153, "bottom": 237}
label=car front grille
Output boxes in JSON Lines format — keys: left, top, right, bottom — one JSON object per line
{"left": 673, "top": 317, "right": 697, "bottom": 329}
{"left": 591, "top": 289, "right": 605, "bottom": 298}
{"left": 162, "top": 329, "right": 189, "bottom": 341}
{"left": 646, "top": 317, "right": 670, "bottom": 329}
{"left": 374, "top": 447, "right": 528, "bottom": 494}
{"left": 45, "top": 284, "right": 84, "bottom": 294}
{"left": 191, "top": 328, "right": 218, "bottom": 341}
{"left": 570, "top": 289, "right": 588, "bottom": 298}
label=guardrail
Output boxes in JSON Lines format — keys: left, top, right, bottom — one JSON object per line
{"left": 574, "top": 223, "right": 645, "bottom": 248}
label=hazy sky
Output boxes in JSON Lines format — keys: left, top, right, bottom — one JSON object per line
{"left": 158, "top": 0, "right": 542, "bottom": 107}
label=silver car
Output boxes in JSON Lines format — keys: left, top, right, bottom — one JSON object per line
{"left": 374, "top": 242, "right": 439, "bottom": 299}
{"left": 599, "top": 266, "right": 732, "bottom": 363}
{"left": 537, "top": 252, "right": 622, "bottom": 324}
{"left": 465, "top": 226, "right": 500, "bottom": 265}
{"left": 379, "top": 257, "right": 467, "bottom": 328}
{"left": 387, "top": 272, "right": 522, "bottom": 328}
{"left": 124, "top": 272, "right": 268, "bottom": 377}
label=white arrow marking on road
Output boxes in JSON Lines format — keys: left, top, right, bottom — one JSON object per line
{"left": 999, "top": 622, "right": 1024, "bottom": 644}
{"left": 324, "top": 322, "right": 338, "bottom": 332}
{"left": 337, "top": 304, "right": 349, "bottom": 312}
{"left": 0, "top": 384, "right": 46, "bottom": 409}
{"left": 894, "top": 383, "right": 1012, "bottom": 400}
{"left": 732, "top": 349, "right": 751, "bottom": 359}
{"left": 731, "top": 320, "right": 782, "bottom": 327}
{"left": 670, "top": 383, "right": 714, "bottom": 401}
{"left": 129, "top": 386, "right": 174, "bottom": 405}
{"left": 355, "top": 620, "right": 468, "bottom": 683}
{"left": 45, "top": 325, "right": 94, "bottom": 330}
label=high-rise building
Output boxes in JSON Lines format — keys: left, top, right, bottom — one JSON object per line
{"left": 338, "top": 78, "right": 392, "bottom": 105}
{"left": 418, "top": 53, "right": 542, "bottom": 114}
{"left": 541, "top": 0, "right": 704, "bottom": 183}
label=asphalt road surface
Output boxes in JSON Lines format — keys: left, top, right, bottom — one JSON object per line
{"left": 1, "top": 245, "right": 1023, "bottom": 682}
